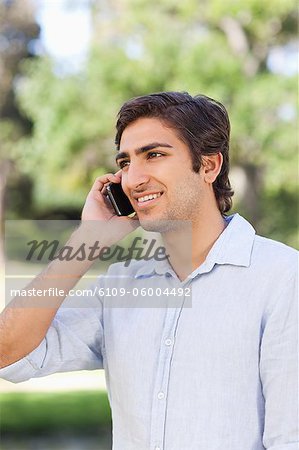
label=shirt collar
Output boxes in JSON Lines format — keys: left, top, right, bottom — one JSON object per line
{"left": 134, "top": 213, "right": 256, "bottom": 279}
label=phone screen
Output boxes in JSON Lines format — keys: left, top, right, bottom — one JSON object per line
{"left": 106, "top": 183, "right": 135, "bottom": 216}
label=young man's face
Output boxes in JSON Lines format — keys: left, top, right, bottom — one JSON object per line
{"left": 117, "top": 117, "right": 207, "bottom": 231}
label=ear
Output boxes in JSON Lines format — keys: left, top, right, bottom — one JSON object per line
{"left": 202, "top": 153, "right": 223, "bottom": 184}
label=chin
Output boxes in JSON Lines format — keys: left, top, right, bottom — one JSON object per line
{"left": 139, "top": 217, "right": 179, "bottom": 233}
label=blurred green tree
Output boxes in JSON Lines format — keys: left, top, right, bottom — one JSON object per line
{"left": 0, "top": 0, "right": 40, "bottom": 264}
{"left": 12, "top": 0, "right": 298, "bottom": 246}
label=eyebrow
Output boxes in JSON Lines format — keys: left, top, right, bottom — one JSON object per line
{"left": 115, "top": 142, "right": 173, "bottom": 164}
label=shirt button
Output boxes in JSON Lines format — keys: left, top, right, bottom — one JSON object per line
{"left": 157, "top": 391, "right": 165, "bottom": 400}
{"left": 155, "top": 447, "right": 161, "bottom": 450}
{"left": 165, "top": 338, "right": 172, "bottom": 346}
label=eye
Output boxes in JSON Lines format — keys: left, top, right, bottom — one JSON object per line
{"left": 118, "top": 160, "right": 130, "bottom": 169}
{"left": 147, "top": 151, "right": 163, "bottom": 159}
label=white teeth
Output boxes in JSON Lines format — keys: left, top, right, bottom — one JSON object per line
{"left": 137, "top": 192, "right": 161, "bottom": 203}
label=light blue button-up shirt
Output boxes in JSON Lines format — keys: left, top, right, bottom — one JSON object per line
{"left": 1, "top": 214, "right": 298, "bottom": 450}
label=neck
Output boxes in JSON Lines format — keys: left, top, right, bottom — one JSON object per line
{"left": 162, "top": 207, "right": 227, "bottom": 282}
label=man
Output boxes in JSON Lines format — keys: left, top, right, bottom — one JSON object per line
{"left": 0, "top": 92, "right": 297, "bottom": 449}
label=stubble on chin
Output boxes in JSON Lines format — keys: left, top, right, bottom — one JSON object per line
{"left": 139, "top": 215, "right": 189, "bottom": 234}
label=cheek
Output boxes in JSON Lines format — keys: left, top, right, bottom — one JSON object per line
{"left": 173, "top": 173, "right": 202, "bottom": 198}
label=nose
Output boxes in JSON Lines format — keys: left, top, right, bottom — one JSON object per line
{"left": 123, "top": 161, "right": 150, "bottom": 191}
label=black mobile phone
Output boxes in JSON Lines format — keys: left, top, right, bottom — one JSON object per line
{"left": 106, "top": 182, "right": 135, "bottom": 216}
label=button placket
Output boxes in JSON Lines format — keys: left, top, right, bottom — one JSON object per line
{"left": 149, "top": 288, "right": 186, "bottom": 450}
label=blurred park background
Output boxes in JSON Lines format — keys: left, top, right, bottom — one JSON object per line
{"left": 0, "top": 0, "right": 298, "bottom": 448}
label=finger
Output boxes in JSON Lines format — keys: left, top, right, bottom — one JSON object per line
{"left": 90, "top": 173, "right": 121, "bottom": 193}
{"left": 90, "top": 175, "right": 111, "bottom": 192}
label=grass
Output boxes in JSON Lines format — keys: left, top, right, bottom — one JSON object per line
{"left": 0, "top": 391, "right": 112, "bottom": 436}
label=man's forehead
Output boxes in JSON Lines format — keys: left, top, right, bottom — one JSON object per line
{"left": 119, "top": 117, "right": 176, "bottom": 152}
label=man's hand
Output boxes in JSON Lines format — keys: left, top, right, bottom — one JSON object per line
{"left": 82, "top": 172, "right": 120, "bottom": 221}
{"left": 82, "top": 171, "right": 138, "bottom": 225}
{"left": 81, "top": 171, "right": 139, "bottom": 241}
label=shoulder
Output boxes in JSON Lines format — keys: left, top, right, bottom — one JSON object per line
{"left": 251, "top": 237, "right": 298, "bottom": 319}
{"left": 251, "top": 234, "right": 298, "bottom": 280}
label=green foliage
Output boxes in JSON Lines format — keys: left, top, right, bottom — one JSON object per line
{"left": 0, "top": 391, "right": 111, "bottom": 436}
{"left": 6, "top": 0, "right": 298, "bottom": 245}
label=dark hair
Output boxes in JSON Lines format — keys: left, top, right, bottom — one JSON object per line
{"left": 115, "top": 91, "right": 233, "bottom": 214}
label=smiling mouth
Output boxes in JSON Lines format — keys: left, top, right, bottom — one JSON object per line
{"left": 137, "top": 192, "right": 162, "bottom": 203}
{"left": 134, "top": 192, "right": 163, "bottom": 208}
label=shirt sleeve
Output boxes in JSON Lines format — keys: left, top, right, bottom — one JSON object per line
{"left": 260, "top": 270, "right": 299, "bottom": 449}
{"left": 0, "top": 278, "right": 105, "bottom": 383}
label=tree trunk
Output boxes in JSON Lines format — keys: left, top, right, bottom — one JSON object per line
{"left": 0, "top": 159, "right": 11, "bottom": 271}
{"left": 242, "top": 163, "right": 264, "bottom": 227}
